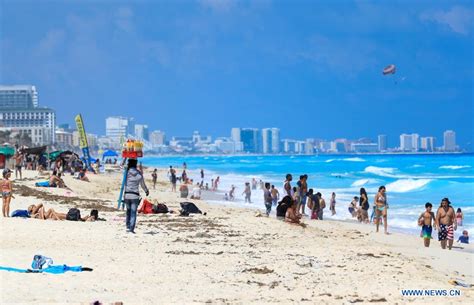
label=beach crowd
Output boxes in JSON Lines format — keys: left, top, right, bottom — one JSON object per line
{"left": 161, "top": 164, "right": 469, "bottom": 250}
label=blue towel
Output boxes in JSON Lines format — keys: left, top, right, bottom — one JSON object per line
{"left": 0, "top": 265, "right": 83, "bottom": 274}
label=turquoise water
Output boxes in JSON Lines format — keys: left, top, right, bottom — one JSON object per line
{"left": 142, "top": 154, "right": 474, "bottom": 236}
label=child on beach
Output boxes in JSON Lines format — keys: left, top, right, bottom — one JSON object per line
{"left": 348, "top": 196, "right": 358, "bottom": 218}
{"left": 2, "top": 168, "right": 13, "bottom": 217}
{"left": 418, "top": 202, "right": 435, "bottom": 247}
{"left": 456, "top": 208, "right": 463, "bottom": 227}
{"left": 457, "top": 230, "right": 469, "bottom": 244}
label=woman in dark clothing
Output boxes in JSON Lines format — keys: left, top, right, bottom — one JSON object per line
{"left": 359, "top": 188, "right": 370, "bottom": 223}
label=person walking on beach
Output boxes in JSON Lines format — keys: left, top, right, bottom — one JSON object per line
{"left": 200, "top": 169, "right": 204, "bottom": 187}
{"left": 2, "top": 168, "right": 13, "bottom": 217}
{"left": 14, "top": 152, "right": 23, "bottom": 180}
{"left": 418, "top": 202, "right": 435, "bottom": 247}
{"left": 243, "top": 182, "right": 252, "bottom": 203}
{"left": 271, "top": 185, "right": 279, "bottom": 206}
{"left": 374, "top": 186, "right": 388, "bottom": 234}
{"left": 329, "top": 192, "right": 336, "bottom": 215}
{"left": 170, "top": 170, "right": 177, "bottom": 192}
{"left": 263, "top": 182, "right": 272, "bottom": 216}
{"left": 151, "top": 169, "right": 157, "bottom": 189}
{"left": 359, "top": 188, "right": 369, "bottom": 223}
{"left": 123, "top": 159, "right": 149, "bottom": 233}
{"left": 435, "top": 198, "right": 456, "bottom": 250}
{"left": 283, "top": 174, "right": 292, "bottom": 196}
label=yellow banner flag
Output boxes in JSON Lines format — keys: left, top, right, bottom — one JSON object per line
{"left": 75, "top": 114, "right": 89, "bottom": 149}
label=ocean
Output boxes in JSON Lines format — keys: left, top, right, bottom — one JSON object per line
{"left": 142, "top": 154, "right": 474, "bottom": 237}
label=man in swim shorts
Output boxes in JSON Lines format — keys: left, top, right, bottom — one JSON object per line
{"left": 435, "top": 198, "right": 456, "bottom": 250}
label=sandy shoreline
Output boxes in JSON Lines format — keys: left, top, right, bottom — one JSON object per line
{"left": 1, "top": 167, "right": 473, "bottom": 304}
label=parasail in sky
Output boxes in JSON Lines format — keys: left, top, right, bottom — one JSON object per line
{"left": 382, "top": 64, "right": 396, "bottom": 75}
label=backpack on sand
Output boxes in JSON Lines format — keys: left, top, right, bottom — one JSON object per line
{"left": 66, "top": 208, "right": 81, "bottom": 221}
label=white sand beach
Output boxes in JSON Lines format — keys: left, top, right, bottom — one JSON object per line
{"left": 1, "top": 168, "right": 473, "bottom": 304}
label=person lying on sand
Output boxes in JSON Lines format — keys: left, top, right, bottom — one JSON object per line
{"left": 45, "top": 209, "right": 95, "bottom": 221}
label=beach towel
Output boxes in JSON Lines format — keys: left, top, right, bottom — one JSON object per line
{"left": 11, "top": 209, "right": 30, "bottom": 218}
{"left": 0, "top": 265, "right": 88, "bottom": 274}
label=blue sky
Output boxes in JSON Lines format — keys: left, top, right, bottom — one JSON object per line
{"left": 1, "top": 0, "right": 473, "bottom": 149}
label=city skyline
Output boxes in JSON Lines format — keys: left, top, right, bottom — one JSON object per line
{"left": 1, "top": 1, "right": 472, "bottom": 150}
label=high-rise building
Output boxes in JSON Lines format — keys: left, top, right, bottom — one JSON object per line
{"left": 378, "top": 135, "right": 387, "bottom": 151}
{"left": 420, "top": 137, "right": 435, "bottom": 152}
{"left": 240, "top": 128, "right": 260, "bottom": 153}
{"left": 0, "top": 85, "right": 55, "bottom": 145}
{"left": 231, "top": 128, "right": 241, "bottom": 143}
{"left": 106, "top": 116, "right": 131, "bottom": 141}
{"left": 150, "top": 130, "right": 166, "bottom": 146}
{"left": 261, "top": 128, "right": 272, "bottom": 154}
{"left": 270, "top": 128, "right": 280, "bottom": 153}
{"left": 443, "top": 130, "right": 456, "bottom": 151}
{"left": 262, "top": 128, "right": 280, "bottom": 154}
{"left": 134, "top": 124, "right": 149, "bottom": 141}
{"left": 400, "top": 133, "right": 419, "bottom": 151}
{"left": 0, "top": 85, "right": 38, "bottom": 109}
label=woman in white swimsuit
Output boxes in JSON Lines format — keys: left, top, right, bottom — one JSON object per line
{"left": 374, "top": 186, "right": 388, "bottom": 234}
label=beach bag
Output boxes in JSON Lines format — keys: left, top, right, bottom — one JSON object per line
{"left": 31, "top": 255, "right": 53, "bottom": 270}
{"left": 180, "top": 202, "right": 202, "bottom": 214}
{"left": 152, "top": 203, "right": 169, "bottom": 214}
{"left": 66, "top": 208, "right": 81, "bottom": 221}
{"left": 11, "top": 209, "right": 30, "bottom": 218}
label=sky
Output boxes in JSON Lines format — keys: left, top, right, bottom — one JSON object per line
{"left": 1, "top": 0, "right": 473, "bottom": 150}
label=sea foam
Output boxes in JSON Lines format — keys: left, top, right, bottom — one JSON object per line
{"left": 326, "top": 157, "right": 366, "bottom": 163}
{"left": 439, "top": 165, "right": 472, "bottom": 170}
{"left": 385, "top": 179, "right": 432, "bottom": 193}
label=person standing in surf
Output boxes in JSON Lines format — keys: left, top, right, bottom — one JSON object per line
{"left": 283, "top": 174, "right": 293, "bottom": 197}
{"left": 374, "top": 186, "right": 388, "bottom": 234}
{"left": 243, "top": 182, "right": 252, "bottom": 203}
{"left": 329, "top": 192, "right": 336, "bottom": 215}
{"left": 263, "top": 182, "right": 273, "bottom": 216}
{"left": 359, "top": 188, "right": 369, "bottom": 223}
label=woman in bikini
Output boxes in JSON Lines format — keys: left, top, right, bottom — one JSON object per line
{"left": 2, "top": 168, "right": 13, "bottom": 217}
{"left": 374, "top": 185, "right": 388, "bottom": 234}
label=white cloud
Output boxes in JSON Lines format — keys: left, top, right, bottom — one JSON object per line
{"left": 420, "top": 6, "right": 474, "bottom": 35}
{"left": 36, "top": 29, "right": 65, "bottom": 55}
{"left": 115, "top": 6, "right": 134, "bottom": 33}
